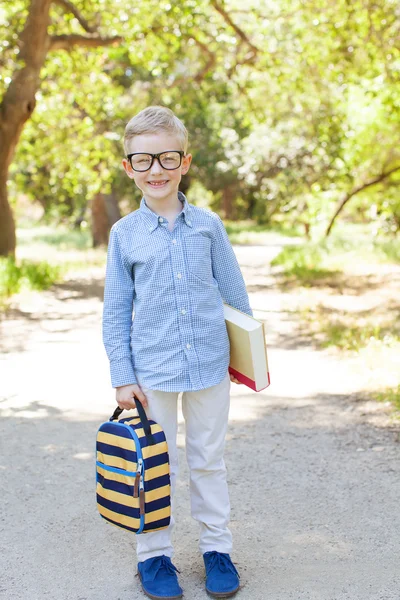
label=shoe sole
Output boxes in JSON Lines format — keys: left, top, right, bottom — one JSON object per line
{"left": 205, "top": 584, "right": 240, "bottom": 598}
{"left": 137, "top": 570, "right": 183, "bottom": 600}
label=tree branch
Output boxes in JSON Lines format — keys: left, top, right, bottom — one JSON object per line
{"left": 52, "top": 0, "right": 97, "bottom": 33}
{"left": 190, "top": 34, "right": 217, "bottom": 82}
{"left": 49, "top": 33, "right": 122, "bottom": 51}
{"left": 325, "top": 164, "right": 400, "bottom": 237}
{"left": 210, "top": 0, "right": 260, "bottom": 55}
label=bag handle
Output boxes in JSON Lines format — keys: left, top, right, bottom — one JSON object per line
{"left": 110, "top": 397, "right": 156, "bottom": 446}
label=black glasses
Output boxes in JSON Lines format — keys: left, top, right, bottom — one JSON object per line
{"left": 127, "top": 151, "right": 185, "bottom": 172}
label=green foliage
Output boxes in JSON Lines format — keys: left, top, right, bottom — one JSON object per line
{"left": 1, "top": 0, "right": 400, "bottom": 235}
{"left": 0, "top": 258, "right": 62, "bottom": 304}
{"left": 318, "top": 322, "right": 399, "bottom": 352}
{"left": 18, "top": 228, "right": 92, "bottom": 250}
{"left": 271, "top": 244, "right": 339, "bottom": 284}
{"left": 373, "top": 239, "right": 400, "bottom": 264}
{"left": 374, "top": 385, "right": 400, "bottom": 413}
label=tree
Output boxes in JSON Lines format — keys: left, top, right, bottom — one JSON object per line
{"left": 0, "top": 0, "right": 122, "bottom": 256}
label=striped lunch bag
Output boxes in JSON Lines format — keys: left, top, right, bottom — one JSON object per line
{"left": 96, "top": 399, "right": 171, "bottom": 534}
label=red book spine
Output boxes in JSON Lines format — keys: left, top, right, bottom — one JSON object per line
{"left": 228, "top": 367, "right": 270, "bottom": 392}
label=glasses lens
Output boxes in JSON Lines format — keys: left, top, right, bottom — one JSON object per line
{"left": 159, "top": 151, "right": 182, "bottom": 170}
{"left": 130, "top": 154, "right": 152, "bottom": 171}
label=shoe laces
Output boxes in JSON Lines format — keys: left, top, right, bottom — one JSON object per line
{"left": 146, "top": 555, "right": 180, "bottom": 582}
{"left": 205, "top": 552, "right": 239, "bottom": 578}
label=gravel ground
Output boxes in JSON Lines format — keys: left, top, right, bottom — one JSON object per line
{"left": 1, "top": 242, "right": 399, "bottom": 600}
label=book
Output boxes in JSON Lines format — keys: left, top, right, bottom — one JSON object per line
{"left": 223, "top": 303, "right": 270, "bottom": 392}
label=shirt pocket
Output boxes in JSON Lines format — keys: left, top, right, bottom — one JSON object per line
{"left": 183, "top": 232, "right": 213, "bottom": 283}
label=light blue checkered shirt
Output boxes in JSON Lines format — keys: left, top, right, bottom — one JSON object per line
{"left": 102, "top": 191, "right": 253, "bottom": 391}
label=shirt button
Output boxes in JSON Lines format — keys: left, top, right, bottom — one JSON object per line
{"left": 187, "top": 220, "right": 191, "bottom": 226}
{"left": 186, "top": 343, "right": 191, "bottom": 349}
{"left": 181, "top": 309, "right": 186, "bottom": 315}
{"left": 177, "top": 273, "right": 182, "bottom": 279}
{"left": 159, "top": 217, "right": 164, "bottom": 223}
{"left": 172, "top": 239, "right": 177, "bottom": 244}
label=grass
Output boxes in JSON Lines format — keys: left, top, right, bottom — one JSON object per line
{"left": 0, "top": 257, "right": 63, "bottom": 306}
{"left": 270, "top": 230, "right": 400, "bottom": 286}
{"left": 271, "top": 244, "right": 339, "bottom": 284}
{"left": 374, "top": 385, "right": 400, "bottom": 414}
{"left": 17, "top": 225, "right": 92, "bottom": 250}
{"left": 299, "top": 306, "right": 400, "bottom": 352}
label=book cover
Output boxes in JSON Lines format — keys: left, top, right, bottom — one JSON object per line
{"left": 223, "top": 303, "right": 270, "bottom": 392}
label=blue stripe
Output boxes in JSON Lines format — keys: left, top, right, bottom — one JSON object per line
{"left": 144, "top": 452, "right": 169, "bottom": 470}
{"left": 99, "top": 422, "right": 133, "bottom": 439}
{"left": 137, "top": 430, "right": 167, "bottom": 448}
{"left": 99, "top": 512, "right": 139, "bottom": 533}
{"left": 97, "top": 494, "right": 140, "bottom": 519}
{"left": 97, "top": 474, "right": 134, "bottom": 497}
{"left": 97, "top": 441, "right": 137, "bottom": 463}
{"left": 145, "top": 474, "right": 170, "bottom": 493}
{"left": 119, "top": 419, "right": 166, "bottom": 448}
{"left": 144, "top": 516, "right": 171, "bottom": 532}
{"left": 145, "top": 494, "right": 170, "bottom": 514}
{"left": 96, "top": 461, "right": 137, "bottom": 477}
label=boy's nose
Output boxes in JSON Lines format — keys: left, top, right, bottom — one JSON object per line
{"left": 150, "top": 158, "right": 163, "bottom": 174}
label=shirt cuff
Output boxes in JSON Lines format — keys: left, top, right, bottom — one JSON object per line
{"left": 109, "top": 357, "right": 138, "bottom": 388}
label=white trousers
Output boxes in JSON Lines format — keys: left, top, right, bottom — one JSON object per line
{"left": 135, "top": 371, "right": 232, "bottom": 562}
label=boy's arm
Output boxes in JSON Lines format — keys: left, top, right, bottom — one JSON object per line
{"left": 211, "top": 214, "right": 253, "bottom": 316}
{"left": 102, "top": 226, "right": 137, "bottom": 388}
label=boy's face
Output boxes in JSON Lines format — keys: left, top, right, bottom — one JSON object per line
{"left": 122, "top": 132, "right": 192, "bottom": 205}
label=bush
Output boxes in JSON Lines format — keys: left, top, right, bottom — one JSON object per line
{"left": 0, "top": 258, "right": 62, "bottom": 305}
{"left": 271, "top": 244, "right": 337, "bottom": 284}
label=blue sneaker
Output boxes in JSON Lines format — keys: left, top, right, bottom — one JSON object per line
{"left": 203, "top": 551, "right": 240, "bottom": 598}
{"left": 137, "top": 555, "right": 183, "bottom": 600}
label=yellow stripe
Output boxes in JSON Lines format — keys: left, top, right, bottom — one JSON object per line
{"left": 97, "top": 431, "right": 136, "bottom": 452}
{"left": 145, "top": 463, "right": 170, "bottom": 481}
{"left": 146, "top": 484, "right": 171, "bottom": 504}
{"left": 97, "top": 482, "right": 170, "bottom": 508}
{"left": 97, "top": 503, "right": 140, "bottom": 529}
{"left": 142, "top": 441, "right": 168, "bottom": 460}
{"left": 97, "top": 465, "right": 135, "bottom": 485}
{"left": 145, "top": 506, "right": 170, "bottom": 525}
{"left": 97, "top": 483, "right": 140, "bottom": 509}
{"left": 122, "top": 418, "right": 141, "bottom": 426}
{"left": 97, "top": 451, "right": 137, "bottom": 473}
{"left": 135, "top": 424, "right": 163, "bottom": 438}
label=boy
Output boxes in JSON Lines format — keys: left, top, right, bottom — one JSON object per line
{"left": 102, "top": 106, "right": 253, "bottom": 600}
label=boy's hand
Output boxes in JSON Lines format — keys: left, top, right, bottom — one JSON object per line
{"left": 116, "top": 384, "right": 148, "bottom": 409}
{"left": 229, "top": 373, "right": 243, "bottom": 385}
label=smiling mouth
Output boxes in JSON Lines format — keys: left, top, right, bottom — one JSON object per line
{"left": 148, "top": 180, "right": 169, "bottom": 187}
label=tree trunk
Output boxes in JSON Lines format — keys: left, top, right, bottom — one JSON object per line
{"left": 222, "top": 184, "right": 236, "bottom": 220}
{"left": 104, "top": 191, "right": 122, "bottom": 226}
{"left": 91, "top": 191, "right": 122, "bottom": 246}
{"left": 0, "top": 177, "right": 16, "bottom": 256}
{"left": 0, "top": 0, "right": 52, "bottom": 257}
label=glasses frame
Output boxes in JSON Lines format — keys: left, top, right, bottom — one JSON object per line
{"left": 127, "top": 150, "right": 185, "bottom": 172}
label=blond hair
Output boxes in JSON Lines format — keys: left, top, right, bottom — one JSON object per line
{"left": 124, "top": 106, "right": 188, "bottom": 155}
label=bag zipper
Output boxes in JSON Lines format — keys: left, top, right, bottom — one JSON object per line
{"left": 118, "top": 423, "right": 146, "bottom": 534}
{"left": 133, "top": 458, "right": 143, "bottom": 498}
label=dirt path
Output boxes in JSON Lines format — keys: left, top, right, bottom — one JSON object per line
{"left": 1, "top": 242, "right": 400, "bottom": 600}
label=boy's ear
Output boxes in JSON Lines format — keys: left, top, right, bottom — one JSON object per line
{"left": 181, "top": 153, "right": 192, "bottom": 176}
{"left": 122, "top": 158, "right": 135, "bottom": 179}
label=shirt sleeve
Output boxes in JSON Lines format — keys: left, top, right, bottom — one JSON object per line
{"left": 211, "top": 214, "right": 253, "bottom": 316}
{"left": 102, "top": 226, "right": 137, "bottom": 388}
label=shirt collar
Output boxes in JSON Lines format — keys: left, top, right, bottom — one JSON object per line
{"left": 139, "top": 191, "right": 193, "bottom": 233}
